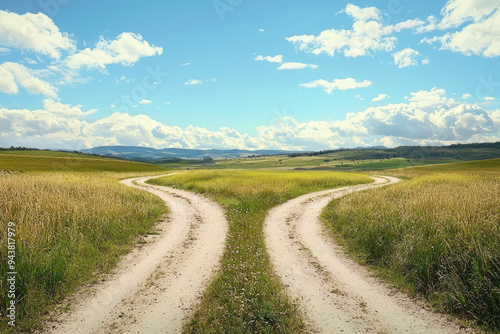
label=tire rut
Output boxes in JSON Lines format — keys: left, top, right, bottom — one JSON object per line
{"left": 265, "top": 176, "right": 472, "bottom": 334}
{"left": 41, "top": 175, "right": 227, "bottom": 334}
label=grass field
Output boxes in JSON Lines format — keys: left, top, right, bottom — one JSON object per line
{"left": 322, "top": 158, "right": 500, "bottom": 331}
{"left": 0, "top": 171, "right": 168, "bottom": 333}
{"left": 0, "top": 151, "right": 167, "bottom": 172}
{"left": 0, "top": 150, "right": 105, "bottom": 158}
{"left": 148, "top": 170, "right": 371, "bottom": 332}
{"left": 188, "top": 155, "right": 459, "bottom": 171}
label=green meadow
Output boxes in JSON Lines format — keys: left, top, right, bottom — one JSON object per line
{"left": 0, "top": 150, "right": 167, "bottom": 172}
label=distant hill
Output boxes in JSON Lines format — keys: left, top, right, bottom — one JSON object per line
{"left": 81, "top": 142, "right": 500, "bottom": 163}
{"left": 289, "top": 142, "right": 500, "bottom": 161}
{"left": 81, "top": 146, "right": 294, "bottom": 161}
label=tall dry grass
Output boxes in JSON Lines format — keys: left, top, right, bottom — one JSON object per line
{"left": 323, "top": 172, "right": 500, "bottom": 330}
{"left": 0, "top": 172, "right": 166, "bottom": 333}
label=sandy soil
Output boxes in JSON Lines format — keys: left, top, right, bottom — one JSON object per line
{"left": 265, "top": 176, "right": 473, "bottom": 334}
{"left": 40, "top": 175, "right": 227, "bottom": 334}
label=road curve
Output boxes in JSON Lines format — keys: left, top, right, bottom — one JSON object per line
{"left": 42, "top": 175, "right": 227, "bottom": 334}
{"left": 264, "top": 176, "right": 470, "bottom": 334}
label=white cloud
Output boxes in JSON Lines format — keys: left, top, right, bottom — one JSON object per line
{"left": 462, "top": 93, "right": 472, "bottom": 99}
{"left": 0, "top": 62, "right": 58, "bottom": 97}
{"left": 0, "top": 47, "right": 10, "bottom": 55}
{"left": 25, "top": 57, "right": 38, "bottom": 65}
{"left": 439, "top": 0, "right": 499, "bottom": 29}
{"left": 257, "top": 88, "right": 499, "bottom": 149}
{"left": 355, "top": 94, "right": 365, "bottom": 101}
{"left": 394, "top": 19, "right": 426, "bottom": 32}
{"left": 416, "top": 16, "right": 440, "bottom": 33}
{"left": 120, "top": 75, "right": 132, "bottom": 82}
{"left": 421, "top": 1, "right": 500, "bottom": 57}
{"left": 0, "top": 103, "right": 270, "bottom": 150}
{"left": 66, "top": 32, "right": 163, "bottom": 70}
{"left": 42, "top": 99, "right": 96, "bottom": 117}
{"left": 0, "top": 89, "right": 498, "bottom": 151}
{"left": 259, "top": 29, "right": 265, "bottom": 32}
{"left": 207, "top": 77, "right": 217, "bottom": 82}
{"left": 372, "top": 94, "right": 389, "bottom": 102}
{"left": 185, "top": 79, "right": 202, "bottom": 85}
{"left": 300, "top": 78, "right": 372, "bottom": 94}
{"left": 485, "top": 96, "right": 495, "bottom": 101}
{"left": 408, "top": 87, "right": 449, "bottom": 104}
{"left": 393, "top": 48, "right": 421, "bottom": 68}
{"left": 182, "top": 62, "right": 191, "bottom": 66}
{"left": 421, "top": 58, "right": 430, "bottom": 65}
{"left": 0, "top": 10, "right": 75, "bottom": 59}
{"left": 255, "top": 54, "right": 283, "bottom": 63}
{"left": 277, "top": 62, "right": 318, "bottom": 70}
{"left": 343, "top": 3, "right": 380, "bottom": 22}
{"left": 286, "top": 4, "right": 399, "bottom": 58}
{"left": 138, "top": 99, "right": 152, "bottom": 104}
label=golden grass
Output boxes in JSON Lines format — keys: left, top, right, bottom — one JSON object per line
{"left": 323, "top": 164, "right": 500, "bottom": 330}
{"left": 0, "top": 172, "right": 167, "bottom": 333}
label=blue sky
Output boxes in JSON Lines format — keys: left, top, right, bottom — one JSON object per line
{"left": 0, "top": 0, "right": 499, "bottom": 150}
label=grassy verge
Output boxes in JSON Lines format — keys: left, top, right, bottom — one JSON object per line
{"left": 0, "top": 172, "right": 167, "bottom": 333}
{"left": 148, "top": 169, "right": 371, "bottom": 333}
{"left": 322, "top": 159, "right": 500, "bottom": 331}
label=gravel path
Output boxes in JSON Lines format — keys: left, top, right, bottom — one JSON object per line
{"left": 265, "top": 176, "right": 471, "bottom": 334}
{"left": 41, "top": 175, "right": 227, "bottom": 334}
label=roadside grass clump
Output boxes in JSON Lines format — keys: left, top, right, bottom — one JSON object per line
{"left": 0, "top": 172, "right": 167, "bottom": 333}
{"left": 149, "top": 169, "right": 371, "bottom": 333}
{"left": 323, "top": 170, "right": 500, "bottom": 330}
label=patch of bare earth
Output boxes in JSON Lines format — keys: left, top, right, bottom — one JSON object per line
{"left": 38, "top": 175, "right": 227, "bottom": 334}
{"left": 265, "top": 176, "right": 473, "bottom": 334}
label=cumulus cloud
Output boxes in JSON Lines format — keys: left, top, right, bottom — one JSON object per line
{"left": 66, "top": 32, "right": 163, "bottom": 70}
{"left": 393, "top": 19, "right": 426, "bottom": 32}
{"left": 138, "top": 99, "right": 152, "bottom": 104}
{"left": 257, "top": 88, "right": 499, "bottom": 149}
{"left": 185, "top": 79, "right": 202, "bottom": 85}
{"left": 462, "top": 93, "right": 472, "bottom": 99}
{"left": 255, "top": 54, "right": 283, "bottom": 63}
{"left": 0, "top": 10, "right": 75, "bottom": 59}
{"left": 421, "top": 0, "right": 500, "bottom": 57}
{"left": 285, "top": 4, "right": 423, "bottom": 58}
{"left": 484, "top": 96, "right": 495, "bottom": 101}
{"left": 277, "top": 62, "right": 318, "bottom": 70}
{"left": 42, "top": 99, "right": 96, "bottom": 117}
{"left": 0, "top": 89, "right": 498, "bottom": 150}
{"left": 372, "top": 94, "right": 389, "bottom": 102}
{"left": 300, "top": 78, "right": 372, "bottom": 94}
{"left": 0, "top": 62, "right": 58, "bottom": 97}
{"left": 439, "top": 0, "right": 499, "bottom": 29}
{"left": 393, "top": 48, "right": 421, "bottom": 68}
{"left": 0, "top": 102, "right": 271, "bottom": 150}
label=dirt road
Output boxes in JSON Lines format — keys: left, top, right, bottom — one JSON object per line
{"left": 43, "top": 175, "right": 227, "bottom": 334}
{"left": 265, "top": 176, "right": 470, "bottom": 334}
